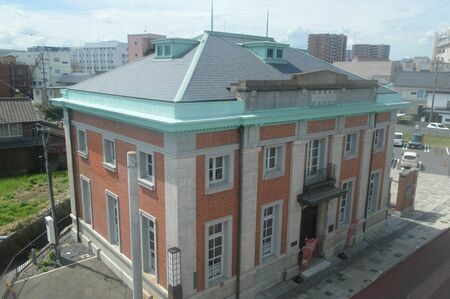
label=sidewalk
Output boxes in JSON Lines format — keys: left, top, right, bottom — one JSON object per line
{"left": 258, "top": 170, "right": 450, "bottom": 299}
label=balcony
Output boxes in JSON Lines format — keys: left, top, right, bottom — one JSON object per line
{"left": 303, "top": 163, "right": 337, "bottom": 191}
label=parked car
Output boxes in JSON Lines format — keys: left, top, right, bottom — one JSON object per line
{"left": 427, "top": 122, "right": 449, "bottom": 130}
{"left": 393, "top": 132, "right": 404, "bottom": 147}
{"left": 400, "top": 151, "right": 419, "bottom": 169}
{"left": 408, "top": 133, "right": 424, "bottom": 149}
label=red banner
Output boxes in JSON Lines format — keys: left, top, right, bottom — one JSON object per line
{"left": 301, "top": 238, "right": 319, "bottom": 270}
{"left": 344, "top": 220, "right": 358, "bottom": 250}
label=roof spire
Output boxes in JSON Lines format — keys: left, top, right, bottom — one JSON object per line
{"left": 266, "top": 10, "right": 269, "bottom": 37}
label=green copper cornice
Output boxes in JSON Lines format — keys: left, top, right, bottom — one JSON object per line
{"left": 52, "top": 90, "right": 408, "bottom": 133}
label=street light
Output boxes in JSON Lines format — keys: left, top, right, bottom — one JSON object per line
{"left": 167, "top": 247, "right": 182, "bottom": 299}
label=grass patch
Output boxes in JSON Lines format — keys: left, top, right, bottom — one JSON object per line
{"left": 0, "top": 171, "right": 68, "bottom": 233}
{"left": 402, "top": 132, "right": 450, "bottom": 148}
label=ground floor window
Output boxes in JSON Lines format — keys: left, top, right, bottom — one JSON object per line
{"left": 261, "top": 202, "right": 282, "bottom": 262}
{"left": 367, "top": 172, "right": 380, "bottom": 212}
{"left": 80, "top": 175, "right": 92, "bottom": 224}
{"left": 141, "top": 213, "right": 157, "bottom": 275}
{"left": 339, "top": 180, "right": 353, "bottom": 225}
{"left": 106, "top": 191, "right": 120, "bottom": 246}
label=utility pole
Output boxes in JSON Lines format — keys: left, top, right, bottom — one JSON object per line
{"left": 429, "top": 59, "right": 439, "bottom": 122}
{"left": 37, "top": 124, "right": 60, "bottom": 259}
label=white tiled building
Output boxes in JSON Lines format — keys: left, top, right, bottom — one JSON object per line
{"left": 71, "top": 41, "right": 128, "bottom": 75}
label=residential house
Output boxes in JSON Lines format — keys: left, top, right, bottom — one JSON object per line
{"left": 53, "top": 31, "right": 405, "bottom": 298}
{"left": 0, "top": 98, "right": 41, "bottom": 175}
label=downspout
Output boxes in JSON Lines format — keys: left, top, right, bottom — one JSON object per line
{"left": 363, "top": 113, "right": 377, "bottom": 236}
{"left": 236, "top": 125, "right": 244, "bottom": 299}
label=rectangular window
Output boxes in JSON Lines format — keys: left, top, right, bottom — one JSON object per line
{"left": 164, "top": 44, "right": 171, "bottom": 56}
{"left": 77, "top": 129, "right": 88, "bottom": 157}
{"left": 306, "top": 138, "right": 324, "bottom": 176}
{"left": 276, "top": 48, "right": 283, "bottom": 58}
{"left": 103, "top": 138, "right": 116, "bottom": 169}
{"left": 262, "top": 206, "right": 274, "bottom": 257}
{"left": 0, "top": 123, "right": 23, "bottom": 138}
{"left": 373, "top": 129, "right": 385, "bottom": 149}
{"left": 106, "top": 191, "right": 120, "bottom": 246}
{"left": 141, "top": 214, "right": 157, "bottom": 275}
{"left": 208, "top": 156, "right": 225, "bottom": 183}
{"left": 266, "top": 48, "right": 274, "bottom": 58}
{"left": 264, "top": 147, "right": 277, "bottom": 171}
{"left": 156, "top": 45, "right": 163, "bottom": 56}
{"left": 80, "top": 176, "right": 92, "bottom": 224}
{"left": 367, "top": 172, "right": 380, "bottom": 212}
{"left": 345, "top": 133, "right": 357, "bottom": 155}
{"left": 138, "top": 151, "right": 155, "bottom": 189}
{"left": 339, "top": 181, "right": 353, "bottom": 224}
{"left": 207, "top": 222, "right": 224, "bottom": 282}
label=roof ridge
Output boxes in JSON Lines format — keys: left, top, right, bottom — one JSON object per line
{"left": 172, "top": 32, "right": 209, "bottom": 102}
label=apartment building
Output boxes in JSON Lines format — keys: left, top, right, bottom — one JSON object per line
{"left": 307, "top": 34, "right": 347, "bottom": 63}
{"left": 0, "top": 56, "right": 31, "bottom": 97}
{"left": 433, "top": 28, "right": 450, "bottom": 63}
{"left": 351, "top": 44, "right": 390, "bottom": 61}
{"left": 10, "top": 50, "right": 71, "bottom": 88}
{"left": 71, "top": 41, "right": 128, "bottom": 74}
{"left": 53, "top": 31, "right": 405, "bottom": 298}
{"left": 128, "top": 33, "right": 166, "bottom": 62}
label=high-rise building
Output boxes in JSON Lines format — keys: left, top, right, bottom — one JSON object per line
{"left": 71, "top": 41, "right": 128, "bottom": 75}
{"left": 127, "top": 33, "right": 166, "bottom": 62}
{"left": 307, "top": 33, "right": 347, "bottom": 63}
{"left": 433, "top": 28, "right": 450, "bottom": 63}
{"left": 351, "top": 44, "right": 390, "bottom": 61}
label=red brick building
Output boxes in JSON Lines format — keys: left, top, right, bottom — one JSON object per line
{"left": 53, "top": 31, "right": 406, "bottom": 298}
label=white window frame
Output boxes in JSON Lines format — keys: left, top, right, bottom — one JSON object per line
{"left": 373, "top": 128, "right": 385, "bottom": 150}
{"left": 138, "top": 149, "right": 155, "bottom": 190}
{"left": 264, "top": 146, "right": 278, "bottom": 171}
{"left": 344, "top": 133, "right": 358, "bottom": 159}
{"left": 140, "top": 211, "right": 157, "bottom": 277}
{"left": 205, "top": 216, "right": 232, "bottom": 288}
{"left": 205, "top": 152, "right": 234, "bottom": 194}
{"left": 80, "top": 175, "right": 93, "bottom": 225}
{"left": 106, "top": 190, "right": 120, "bottom": 247}
{"left": 77, "top": 128, "right": 88, "bottom": 159}
{"left": 263, "top": 144, "right": 286, "bottom": 180}
{"left": 260, "top": 201, "right": 282, "bottom": 263}
{"left": 367, "top": 171, "right": 381, "bottom": 213}
{"left": 0, "top": 123, "right": 23, "bottom": 138}
{"left": 102, "top": 137, "right": 116, "bottom": 171}
{"left": 339, "top": 179, "right": 354, "bottom": 225}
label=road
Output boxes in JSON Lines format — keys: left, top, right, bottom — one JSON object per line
{"left": 353, "top": 229, "right": 450, "bottom": 299}
{"left": 391, "top": 145, "right": 450, "bottom": 176}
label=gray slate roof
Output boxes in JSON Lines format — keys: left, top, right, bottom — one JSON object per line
{"left": 393, "top": 71, "right": 450, "bottom": 90}
{"left": 68, "top": 31, "right": 363, "bottom": 102}
{"left": 0, "top": 97, "right": 38, "bottom": 124}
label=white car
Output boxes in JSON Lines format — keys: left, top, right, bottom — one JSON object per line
{"left": 400, "top": 151, "right": 418, "bottom": 169}
{"left": 427, "top": 122, "right": 449, "bottom": 130}
{"left": 393, "top": 132, "right": 404, "bottom": 147}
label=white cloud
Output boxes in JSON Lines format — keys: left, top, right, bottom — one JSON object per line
{"left": 0, "top": 0, "right": 448, "bottom": 59}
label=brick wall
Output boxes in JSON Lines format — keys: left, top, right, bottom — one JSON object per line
{"left": 72, "top": 111, "right": 164, "bottom": 147}
{"left": 344, "top": 115, "right": 368, "bottom": 128}
{"left": 260, "top": 124, "right": 295, "bottom": 140}
{"left": 71, "top": 111, "right": 167, "bottom": 288}
{"left": 307, "top": 118, "right": 336, "bottom": 134}
{"left": 197, "top": 129, "right": 239, "bottom": 149}
{"left": 376, "top": 112, "right": 390, "bottom": 123}
{"left": 254, "top": 143, "right": 291, "bottom": 265}
{"left": 195, "top": 150, "right": 239, "bottom": 291}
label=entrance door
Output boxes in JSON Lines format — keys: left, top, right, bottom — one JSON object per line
{"left": 299, "top": 204, "right": 318, "bottom": 249}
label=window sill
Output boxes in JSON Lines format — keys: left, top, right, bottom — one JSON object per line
{"left": 103, "top": 162, "right": 117, "bottom": 172}
{"left": 138, "top": 178, "right": 155, "bottom": 191}
{"left": 344, "top": 152, "right": 357, "bottom": 160}
{"left": 206, "top": 181, "right": 233, "bottom": 195}
{"left": 207, "top": 276, "right": 227, "bottom": 288}
{"left": 78, "top": 150, "right": 88, "bottom": 159}
{"left": 263, "top": 169, "right": 284, "bottom": 180}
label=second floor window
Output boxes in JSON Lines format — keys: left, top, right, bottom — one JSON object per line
{"left": 0, "top": 123, "right": 22, "bottom": 138}
{"left": 209, "top": 156, "right": 225, "bottom": 183}
{"left": 138, "top": 151, "right": 155, "bottom": 189}
{"left": 103, "top": 138, "right": 116, "bottom": 169}
{"left": 264, "top": 147, "right": 277, "bottom": 171}
{"left": 77, "top": 129, "right": 87, "bottom": 157}
{"left": 373, "top": 129, "right": 385, "bottom": 150}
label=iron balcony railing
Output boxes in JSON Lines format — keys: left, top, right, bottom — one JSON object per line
{"left": 304, "top": 163, "right": 337, "bottom": 188}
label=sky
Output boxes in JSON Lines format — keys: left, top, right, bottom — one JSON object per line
{"left": 0, "top": 0, "right": 448, "bottom": 60}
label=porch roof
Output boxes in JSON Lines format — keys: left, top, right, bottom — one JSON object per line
{"left": 297, "top": 185, "right": 347, "bottom": 206}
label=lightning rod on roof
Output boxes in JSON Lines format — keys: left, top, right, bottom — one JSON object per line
{"left": 211, "top": 0, "right": 214, "bottom": 31}
{"left": 266, "top": 10, "right": 269, "bottom": 37}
